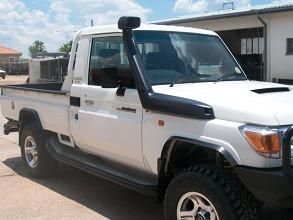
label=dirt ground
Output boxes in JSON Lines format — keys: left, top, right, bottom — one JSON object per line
{"left": 0, "top": 75, "right": 28, "bottom": 85}
{"left": 0, "top": 75, "right": 292, "bottom": 219}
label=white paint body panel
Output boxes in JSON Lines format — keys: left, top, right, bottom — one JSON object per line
{"left": 1, "top": 88, "right": 70, "bottom": 136}
{"left": 78, "top": 86, "right": 144, "bottom": 168}
{"left": 152, "top": 81, "right": 292, "bottom": 126}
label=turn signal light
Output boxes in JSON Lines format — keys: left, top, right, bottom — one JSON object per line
{"left": 240, "top": 125, "right": 281, "bottom": 158}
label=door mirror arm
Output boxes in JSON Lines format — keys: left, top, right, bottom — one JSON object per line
{"left": 116, "top": 84, "right": 126, "bottom": 97}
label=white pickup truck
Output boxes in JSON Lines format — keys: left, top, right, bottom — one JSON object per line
{"left": 1, "top": 17, "right": 293, "bottom": 220}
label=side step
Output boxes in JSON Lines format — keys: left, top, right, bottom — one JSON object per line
{"left": 46, "top": 136, "right": 158, "bottom": 196}
{"left": 4, "top": 119, "right": 19, "bottom": 135}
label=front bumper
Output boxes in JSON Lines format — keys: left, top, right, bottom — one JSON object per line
{"left": 236, "top": 126, "right": 293, "bottom": 207}
{"left": 236, "top": 166, "right": 293, "bottom": 207}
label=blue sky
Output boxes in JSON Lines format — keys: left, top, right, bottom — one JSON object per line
{"left": 0, "top": 0, "right": 288, "bottom": 57}
{"left": 21, "top": 0, "right": 274, "bottom": 21}
{"left": 137, "top": 0, "right": 273, "bottom": 20}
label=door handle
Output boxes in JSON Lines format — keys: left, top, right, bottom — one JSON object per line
{"left": 85, "top": 100, "right": 94, "bottom": 105}
{"left": 116, "top": 107, "right": 136, "bottom": 113}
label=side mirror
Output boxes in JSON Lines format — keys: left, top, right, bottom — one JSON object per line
{"left": 118, "top": 16, "right": 141, "bottom": 30}
{"left": 100, "top": 67, "right": 118, "bottom": 88}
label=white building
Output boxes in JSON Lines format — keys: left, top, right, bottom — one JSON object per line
{"left": 157, "top": 2, "right": 293, "bottom": 84}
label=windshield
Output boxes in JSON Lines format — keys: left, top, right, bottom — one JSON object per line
{"left": 134, "top": 31, "right": 247, "bottom": 85}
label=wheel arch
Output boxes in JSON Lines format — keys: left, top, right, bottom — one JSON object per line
{"left": 156, "top": 136, "right": 238, "bottom": 201}
{"left": 19, "top": 108, "right": 43, "bottom": 133}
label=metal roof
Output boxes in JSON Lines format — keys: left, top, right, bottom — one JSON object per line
{"left": 155, "top": 2, "right": 293, "bottom": 25}
{"left": 0, "top": 45, "right": 22, "bottom": 56}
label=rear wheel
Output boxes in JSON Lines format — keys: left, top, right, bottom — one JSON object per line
{"left": 164, "top": 165, "right": 259, "bottom": 220}
{"left": 20, "top": 123, "right": 57, "bottom": 178}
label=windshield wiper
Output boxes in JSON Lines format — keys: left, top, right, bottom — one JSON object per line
{"left": 170, "top": 73, "right": 200, "bottom": 87}
{"left": 215, "top": 73, "right": 240, "bottom": 82}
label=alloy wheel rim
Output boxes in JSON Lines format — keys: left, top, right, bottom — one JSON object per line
{"left": 24, "top": 136, "right": 38, "bottom": 168}
{"left": 177, "top": 192, "right": 219, "bottom": 220}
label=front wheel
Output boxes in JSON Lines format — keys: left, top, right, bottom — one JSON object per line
{"left": 164, "top": 165, "right": 259, "bottom": 220}
{"left": 20, "top": 123, "right": 57, "bottom": 178}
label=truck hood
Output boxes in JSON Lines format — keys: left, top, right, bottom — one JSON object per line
{"left": 153, "top": 80, "right": 293, "bottom": 125}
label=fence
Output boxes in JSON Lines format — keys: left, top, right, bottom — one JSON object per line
{"left": 0, "top": 61, "right": 29, "bottom": 75}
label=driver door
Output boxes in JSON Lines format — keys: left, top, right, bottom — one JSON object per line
{"left": 78, "top": 35, "right": 145, "bottom": 169}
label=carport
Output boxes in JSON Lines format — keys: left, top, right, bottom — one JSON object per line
{"left": 218, "top": 27, "right": 264, "bottom": 81}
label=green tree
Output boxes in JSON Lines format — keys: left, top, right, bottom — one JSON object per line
{"left": 59, "top": 40, "right": 73, "bottom": 53}
{"left": 29, "top": 40, "right": 46, "bottom": 58}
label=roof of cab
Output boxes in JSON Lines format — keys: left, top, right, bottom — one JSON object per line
{"left": 79, "top": 23, "right": 217, "bottom": 37}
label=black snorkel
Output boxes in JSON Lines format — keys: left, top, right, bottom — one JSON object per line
{"left": 118, "top": 16, "right": 214, "bottom": 119}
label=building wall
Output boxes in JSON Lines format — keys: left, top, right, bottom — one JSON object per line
{"left": 265, "top": 11, "right": 293, "bottom": 81}
{"left": 0, "top": 55, "right": 21, "bottom": 63}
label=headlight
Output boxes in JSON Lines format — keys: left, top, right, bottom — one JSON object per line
{"left": 240, "top": 125, "right": 281, "bottom": 158}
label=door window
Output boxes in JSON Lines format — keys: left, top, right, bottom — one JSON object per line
{"left": 88, "top": 36, "right": 133, "bottom": 87}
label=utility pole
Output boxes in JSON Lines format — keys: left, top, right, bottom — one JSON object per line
{"left": 91, "top": 19, "right": 94, "bottom": 27}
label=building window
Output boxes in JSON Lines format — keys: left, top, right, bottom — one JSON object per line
{"left": 241, "top": 37, "right": 264, "bottom": 55}
{"left": 253, "top": 38, "right": 259, "bottom": 54}
{"left": 241, "top": 39, "right": 247, "bottom": 54}
{"left": 246, "top": 38, "right": 252, "bottom": 54}
{"left": 9, "top": 57, "right": 15, "bottom": 62}
{"left": 287, "top": 38, "right": 293, "bottom": 55}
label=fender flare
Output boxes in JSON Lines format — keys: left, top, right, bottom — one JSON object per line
{"left": 156, "top": 136, "right": 238, "bottom": 201}
{"left": 19, "top": 108, "right": 43, "bottom": 132}
{"left": 158, "top": 136, "right": 238, "bottom": 175}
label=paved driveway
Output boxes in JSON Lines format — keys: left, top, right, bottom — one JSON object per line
{"left": 0, "top": 75, "right": 292, "bottom": 219}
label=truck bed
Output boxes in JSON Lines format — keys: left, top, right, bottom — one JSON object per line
{"left": 0, "top": 82, "right": 70, "bottom": 136}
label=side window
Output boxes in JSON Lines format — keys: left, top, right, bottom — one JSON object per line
{"left": 88, "top": 36, "right": 133, "bottom": 87}
{"left": 137, "top": 42, "right": 161, "bottom": 68}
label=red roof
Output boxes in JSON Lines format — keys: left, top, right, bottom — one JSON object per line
{"left": 0, "top": 45, "right": 22, "bottom": 56}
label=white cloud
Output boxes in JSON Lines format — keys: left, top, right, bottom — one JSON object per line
{"left": 0, "top": 0, "right": 151, "bottom": 58}
{"left": 50, "top": 0, "right": 151, "bottom": 26}
{"left": 173, "top": 0, "right": 209, "bottom": 13}
{"left": 173, "top": 0, "right": 252, "bottom": 14}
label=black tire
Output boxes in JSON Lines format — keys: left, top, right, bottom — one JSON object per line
{"left": 20, "top": 123, "right": 57, "bottom": 178}
{"left": 164, "top": 165, "right": 259, "bottom": 220}
{"left": 2, "top": 75, "right": 5, "bottom": 79}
